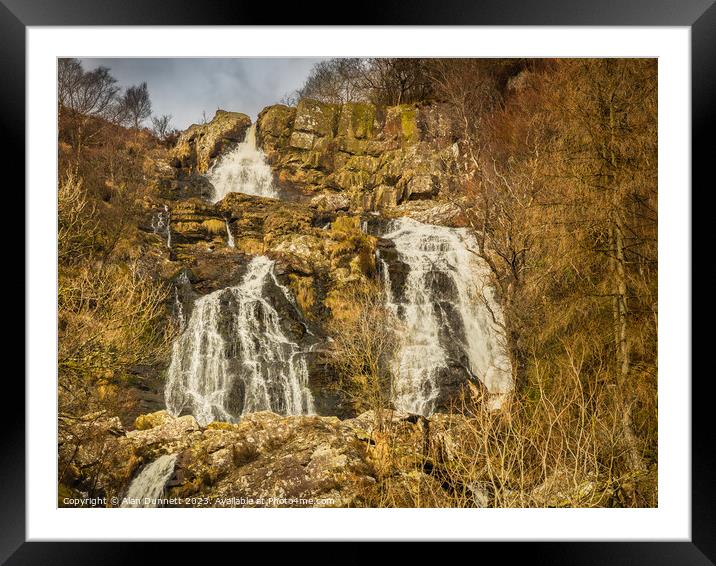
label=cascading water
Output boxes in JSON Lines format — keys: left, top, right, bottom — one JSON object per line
{"left": 376, "top": 217, "right": 513, "bottom": 415}
{"left": 151, "top": 205, "right": 171, "bottom": 249}
{"left": 207, "top": 123, "right": 277, "bottom": 202}
{"left": 173, "top": 287, "right": 185, "bottom": 330}
{"left": 173, "top": 271, "right": 189, "bottom": 331}
{"left": 120, "top": 454, "right": 177, "bottom": 508}
{"left": 165, "top": 255, "right": 314, "bottom": 426}
{"left": 225, "top": 219, "right": 235, "bottom": 248}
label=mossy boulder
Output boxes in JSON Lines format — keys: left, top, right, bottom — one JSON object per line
{"left": 171, "top": 110, "right": 251, "bottom": 173}
{"left": 256, "top": 104, "right": 296, "bottom": 152}
{"left": 293, "top": 98, "right": 339, "bottom": 137}
{"left": 337, "top": 102, "right": 377, "bottom": 140}
{"left": 134, "top": 410, "right": 173, "bottom": 431}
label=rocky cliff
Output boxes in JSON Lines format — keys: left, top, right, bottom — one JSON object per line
{"left": 63, "top": 101, "right": 512, "bottom": 507}
{"left": 133, "top": 103, "right": 481, "bottom": 421}
{"left": 256, "top": 99, "right": 462, "bottom": 215}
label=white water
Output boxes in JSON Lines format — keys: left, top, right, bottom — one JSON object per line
{"left": 207, "top": 123, "right": 277, "bottom": 202}
{"left": 120, "top": 454, "right": 177, "bottom": 508}
{"left": 225, "top": 219, "right": 235, "bottom": 248}
{"left": 379, "top": 217, "right": 513, "bottom": 415}
{"left": 165, "top": 256, "right": 314, "bottom": 426}
{"left": 151, "top": 204, "right": 171, "bottom": 249}
{"left": 173, "top": 287, "right": 185, "bottom": 330}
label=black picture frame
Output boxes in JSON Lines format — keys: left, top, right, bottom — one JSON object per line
{"left": 5, "top": 0, "right": 708, "bottom": 562}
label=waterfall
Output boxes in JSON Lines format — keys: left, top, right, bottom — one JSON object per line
{"left": 207, "top": 123, "right": 277, "bottom": 202}
{"left": 378, "top": 217, "right": 513, "bottom": 415}
{"left": 151, "top": 204, "right": 171, "bottom": 249}
{"left": 120, "top": 454, "right": 177, "bottom": 508}
{"left": 225, "top": 219, "right": 235, "bottom": 248}
{"left": 173, "top": 287, "right": 185, "bottom": 330}
{"left": 165, "top": 255, "right": 314, "bottom": 426}
{"left": 166, "top": 205, "right": 172, "bottom": 249}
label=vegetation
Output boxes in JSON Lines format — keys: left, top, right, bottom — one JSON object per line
{"left": 286, "top": 58, "right": 435, "bottom": 106}
{"left": 326, "top": 281, "right": 402, "bottom": 427}
{"left": 443, "top": 59, "right": 658, "bottom": 505}
{"left": 57, "top": 58, "right": 658, "bottom": 508}
{"left": 57, "top": 60, "right": 175, "bottom": 490}
{"left": 303, "top": 57, "right": 658, "bottom": 506}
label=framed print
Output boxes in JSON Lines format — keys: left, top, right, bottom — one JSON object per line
{"left": 7, "top": 0, "right": 709, "bottom": 561}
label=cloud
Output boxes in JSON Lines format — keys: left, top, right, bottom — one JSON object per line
{"left": 80, "top": 57, "right": 326, "bottom": 130}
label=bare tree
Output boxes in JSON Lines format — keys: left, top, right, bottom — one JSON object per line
{"left": 58, "top": 58, "right": 120, "bottom": 118}
{"left": 151, "top": 114, "right": 173, "bottom": 140}
{"left": 121, "top": 82, "right": 152, "bottom": 129}
{"left": 358, "top": 58, "right": 434, "bottom": 106}
{"left": 297, "top": 58, "right": 367, "bottom": 104}
{"left": 327, "top": 282, "right": 401, "bottom": 428}
{"left": 58, "top": 58, "right": 127, "bottom": 162}
{"left": 278, "top": 90, "right": 300, "bottom": 107}
{"left": 294, "top": 58, "right": 434, "bottom": 106}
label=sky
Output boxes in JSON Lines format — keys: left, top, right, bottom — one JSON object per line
{"left": 80, "top": 58, "right": 326, "bottom": 130}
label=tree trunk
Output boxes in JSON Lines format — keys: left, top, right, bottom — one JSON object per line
{"left": 608, "top": 94, "right": 645, "bottom": 476}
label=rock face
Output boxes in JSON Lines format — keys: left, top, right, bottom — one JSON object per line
{"left": 70, "top": 409, "right": 468, "bottom": 508}
{"left": 129, "top": 98, "right": 496, "bottom": 425}
{"left": 155, "top": 191, "right": 379, "bottom": 418}
{"left": 168, "top": 192, "right": 378, "bottom": 321}
{"left": 256, "top": 99, "right": 461, "bottom": 213}
{"left": 60, "top": 97, "right": 523, "bottom": 509}
{"left": 126, "top": 96, "right": 506, "bottom": 440}
{"left": 171, "top": 110, "right": 252, "bottom": 174}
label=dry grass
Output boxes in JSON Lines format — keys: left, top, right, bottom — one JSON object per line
{"left": 357, "top": 355, "right": 656, "bottom": 508}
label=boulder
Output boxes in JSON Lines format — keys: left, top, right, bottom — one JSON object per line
{"left": 337, "top": 102, "right": 378, "bottom": 140}
{"left": 293, "top": 98, "right": 339, "bottom": 137}
{"left": 288, "top": 131, "right": 316, "bottom": 150}
{"left": 134, "top": 410, "right": 174, "bottom": 431}
{"left": 309, "top": 191, "right": 351, "bottom": 213}
{"left": 406, "top": 174, "right": 438, "bottom": 199}
{"left": 256, "top": 104, "right": 296, "bottom": 156}
{"left": 171, "top": 110, "right": 251, "bottom": 173}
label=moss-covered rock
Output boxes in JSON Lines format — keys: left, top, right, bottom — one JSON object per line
{"left": 251, "top": 98, "right": 458, "bottom": 213}
{"left": 171, "top": 110, "right": 251, "bottom": 173}
{"left": 289, "top": 130, "right": 316, "bottom": 150}
{"left": 134, "top": 410, "right": 173, "bottom": 431}
{"left": 87, "top": 409, "right": 473, "bottom": 507}
{"left": 256, "top": 104, "right": 296, "bottom": 153}
{"left": 337, "top": 102, "right": 377, "bottom": 140}
{"left": 167, "top": 192, "right": 377, "bottom": 323}
{"left": 293, "top": 98, "right": 339, "bottom": 137}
